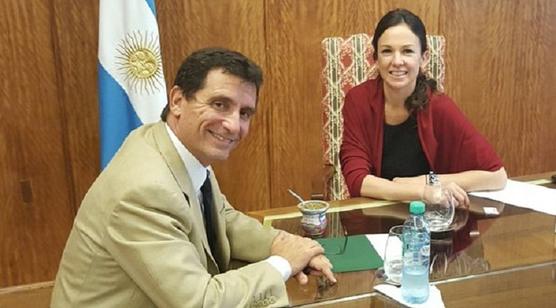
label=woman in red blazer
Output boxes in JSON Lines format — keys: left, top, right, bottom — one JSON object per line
{"left": 341, "top": 9, "right": 507, "bottom": 206}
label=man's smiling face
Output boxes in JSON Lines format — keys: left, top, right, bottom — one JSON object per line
{"left": 168, "top": 68, "right": 257, "bottom": 166}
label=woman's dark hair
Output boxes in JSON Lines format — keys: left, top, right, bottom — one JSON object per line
{"left": 161, "top": 47, "right": 263, "bottom": 120}
{"left": 371, "top": 8, "right": 437, "bottom": 112}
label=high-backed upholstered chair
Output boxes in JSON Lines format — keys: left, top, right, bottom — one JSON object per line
{"left": 321, "top": 33, "right": 446, "bottom": 200}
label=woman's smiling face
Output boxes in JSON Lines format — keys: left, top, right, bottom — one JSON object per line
{"left": 376, "top": 23, "right": 428, "bottom": 94}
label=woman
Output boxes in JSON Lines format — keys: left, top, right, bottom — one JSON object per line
{"left": 340, "top": 8, "right": 506, "bottom": 205}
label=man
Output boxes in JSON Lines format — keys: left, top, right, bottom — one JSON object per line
{"left": 51, "top": 48, "right": 335, "bottom": 307}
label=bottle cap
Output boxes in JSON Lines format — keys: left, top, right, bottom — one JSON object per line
{"left": 409, "top": 201, "right": 425, "bottom": 214}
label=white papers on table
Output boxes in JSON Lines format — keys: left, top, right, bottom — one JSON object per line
{"left": 374, "top": 284, "right": 445, "bottom": 308}
{"left": 366, "top": 234, "right": 388, "bottom": 260}
{"left": 470, "top": 179, "right": 556, "bottom": 216}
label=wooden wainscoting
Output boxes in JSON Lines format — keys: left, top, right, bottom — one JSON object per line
{"left": 0, "top": 281, "right": 53, "bottom": 308}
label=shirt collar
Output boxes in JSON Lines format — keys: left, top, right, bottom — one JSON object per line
{"left": 165, "top": 123, "right": 208, "bottom": 193}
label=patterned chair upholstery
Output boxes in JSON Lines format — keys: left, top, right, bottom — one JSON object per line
{"left": 321, "top": 33, "right": 446, "bottom": 200}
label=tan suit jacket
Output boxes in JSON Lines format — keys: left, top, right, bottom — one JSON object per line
{"left": 51, "top": 121, "right": 288, "bottom": 307}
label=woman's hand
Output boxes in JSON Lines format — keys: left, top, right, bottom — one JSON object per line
{"left": 442, "top": 182, "right": 469, "bottom": 207}
{"left": 421, "top": 182, "right": 469, "bottom": 207}
{"left": 394, "top": 176, "right": 469, "bottom": 207}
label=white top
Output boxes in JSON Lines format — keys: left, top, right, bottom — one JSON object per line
{"left": 165, "top": 124, "right": 206, "bottom": 207}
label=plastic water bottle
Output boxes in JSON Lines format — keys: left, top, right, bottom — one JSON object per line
{"left": 401, "top": 201, "right": 430, "bottom": 304}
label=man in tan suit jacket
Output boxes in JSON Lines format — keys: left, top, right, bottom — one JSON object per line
{"left": 51, "top": 48, "right": 334, "bottom": 307}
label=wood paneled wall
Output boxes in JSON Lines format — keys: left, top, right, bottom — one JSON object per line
{"left": 0, "top": 0, "right": 76, "bottom": 288}
{"left": 440, "top": 0, "right": 556, "bottom": 177}
{"left": 1, "top": 0, "right": 555, "bottom": 287}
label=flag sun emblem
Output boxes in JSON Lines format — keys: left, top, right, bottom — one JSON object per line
{"left": 116, "top": 31, "right": 164, "bottom": 94}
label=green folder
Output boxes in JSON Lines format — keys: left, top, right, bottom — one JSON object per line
{"left": 316, "top": 234, "right": 383, "bottom": 273}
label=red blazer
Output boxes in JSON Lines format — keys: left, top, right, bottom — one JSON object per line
{"left": 341, "top": 77, "right": 503, "bottom": 197}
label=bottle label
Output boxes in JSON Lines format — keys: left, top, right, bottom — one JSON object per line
{"left": 403, "top": 233, "right": 430, "bottom": 267}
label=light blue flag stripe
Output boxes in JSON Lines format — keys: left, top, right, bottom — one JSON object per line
{"left": 145, "top": 0, "right": 156, "bottom": 14}
{"left": 98, "top": 0, "right": 167, "bottom": 169}
{"left": 98, "top": 63, "right": 142, "bottom": 167}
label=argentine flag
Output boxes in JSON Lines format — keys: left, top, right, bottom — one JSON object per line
{"left": 98, "top": 0, "right": 167, "bottom": 168}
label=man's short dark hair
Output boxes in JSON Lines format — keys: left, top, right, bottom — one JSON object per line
{"left": 161, "top": 47, "right": 263, "bottom": 120}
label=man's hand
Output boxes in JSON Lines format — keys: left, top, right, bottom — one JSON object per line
{"left": 293, "top": 254, "right": 336, "bottom": 285}
{"left": 270, "top": 232, "right": 324, "bottom": 275}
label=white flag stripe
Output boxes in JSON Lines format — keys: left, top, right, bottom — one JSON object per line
{"left": 98, "top": 0, "right": 166, "bottom": 124}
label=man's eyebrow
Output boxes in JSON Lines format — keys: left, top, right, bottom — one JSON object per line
{"left": 209, "top": 95, "right": 232, "bottom": 102}
{"left": 210, "top": 96, "right": 257, "bottom": 113}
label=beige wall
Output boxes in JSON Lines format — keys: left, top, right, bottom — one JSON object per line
{"left": 1, "top": 0, "right": 555, "bottom": 287}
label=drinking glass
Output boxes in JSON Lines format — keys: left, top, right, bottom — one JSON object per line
{"left": 383, "top": 225, "right": 404, "bottom": 284}
{"left": 424, "top": 187, "right": 456, "bottom": 232}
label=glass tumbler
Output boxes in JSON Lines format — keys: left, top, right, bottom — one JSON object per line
{"left": 424, "top": 186, "right": 456, "bottom": 232}
{"left": 383, "top": 225, "right": 404, "bottom": 284}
